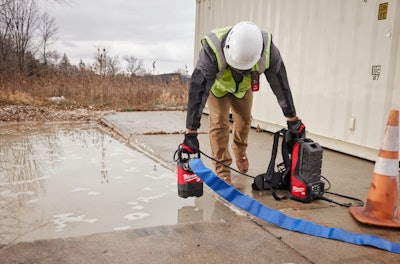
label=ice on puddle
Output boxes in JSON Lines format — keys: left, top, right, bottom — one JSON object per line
{"left": 52, "top": 213, "right": 98, "bottom": 232}
{"left": 124, "top": 212, "right": 149, "bottom": 221}
{"left": 125, "top": 167, "right": 140, "bottom": 172}
{"left": 144, "top": 173, "right": 174, "bottom": 180}
{"left": 127, "top": 201, "right": 144, "bottom": 210}
{"left": 114, "top": 226, "right": 131, "bottom": 231}
{"left": 71, "top": 187, "right": 90, "bottom": 192}
{"left": 26, "top": 199, "right": 38, "bottom": 204}
{"left": 137, "top": 193, "right": 167, "bottom": 203}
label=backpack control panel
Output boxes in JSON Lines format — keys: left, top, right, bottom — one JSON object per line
{"left": 290, "top": 138, "right": 325, "bottom": 203}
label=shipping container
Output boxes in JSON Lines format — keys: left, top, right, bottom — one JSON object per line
{"left": 194, "top": 0, "right": 400, "bottom": 161}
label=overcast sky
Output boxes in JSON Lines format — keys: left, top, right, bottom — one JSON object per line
{"left": 41, "top": 0, "right": 196, "bottom": 74}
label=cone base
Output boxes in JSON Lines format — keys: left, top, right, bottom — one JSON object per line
{"left": 349, "top": 206, "right": 400, "bottom": 228}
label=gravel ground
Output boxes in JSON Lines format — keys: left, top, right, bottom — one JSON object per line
{"left": 0, "top": 105, "right": 114, "bottom": 123}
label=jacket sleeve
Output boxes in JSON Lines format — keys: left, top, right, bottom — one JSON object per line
{"left": 264, "top": 41, "right": 297, "bottom": 118}
{"left": 186, "top": 43, "right": 218, "bottom": 130}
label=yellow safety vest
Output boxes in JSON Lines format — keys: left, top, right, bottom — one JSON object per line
{"left": 201, "top": 27, "right": 272, "bottom": 98}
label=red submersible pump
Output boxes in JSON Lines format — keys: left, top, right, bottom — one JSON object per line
{"left": 174, "top": 144, "right": 203, "bottom": 198}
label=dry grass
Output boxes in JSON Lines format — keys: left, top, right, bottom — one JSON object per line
{"left": 0, "top": 70, "right": 189, "bottom": 111}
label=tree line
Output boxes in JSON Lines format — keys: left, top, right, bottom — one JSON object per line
{"left": 0, "top": 0, "right": 154, "bottom": 77}
{"left": 0, "top": 0, "right": 189, "bottom": 111}
{"left": 1, "top": 0, "right": 55, "bottom": 73}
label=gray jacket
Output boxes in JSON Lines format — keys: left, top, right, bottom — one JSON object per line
{"left": 186, "top": 34, "right": 297, "bottom": 130}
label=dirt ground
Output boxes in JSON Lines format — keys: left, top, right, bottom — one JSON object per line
{"left": 0, "top": 105, "right": 114, "bottom": 122}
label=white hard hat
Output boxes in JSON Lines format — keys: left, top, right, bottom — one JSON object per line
{"left": 223, "top": 21, "right": 263, "bottom": 70}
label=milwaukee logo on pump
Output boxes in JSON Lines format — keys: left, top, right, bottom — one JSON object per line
{"left": 292, "top": 186, "right": 306, "bottom": 195}
{"left": 183, "top": 173, "right": 200, "bottom": 182}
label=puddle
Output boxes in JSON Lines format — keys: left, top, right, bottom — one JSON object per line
{"left": 0, "top": 123, "right": 233, "bottom": 245}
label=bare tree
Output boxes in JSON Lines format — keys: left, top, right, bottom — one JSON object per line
{"left": 78, "top": 58, "right": 85, "bottom": 70}
{"left": 94, "top": 48, "right": 106, "bottom": 75}
{"left": 4, "top": 0, "right": 39, "bottom": 71}
{"left": 38, "top": 12, "right": 57, "bottom": 65}
{"left": 94, "top": 48, "right": 121, "bottom": 76}
{"left": 59, "top": 52, "right": 71, "bottom": 74}
{"left": 0, "top": 0, "right": 65, "bottom": 72}
{"left": 174, "top": 66, "right": 189, "bottom": 76}
{"left": 105, "top": 55, "right": 119, "bottom": 76}
{"left": 46, "top": 49, "right": 60, "bottom": 65}
{"left": 0, "top": 0, "right": 17, "bottom": 71}
{"left": 123, "top": 55, "right": 143, "bottom": 76}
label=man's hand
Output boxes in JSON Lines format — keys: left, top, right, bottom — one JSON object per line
{"left": 287, "top": 119, "right": 306, "bottom": 138}
{"left": 183, "top": 133, "right": 199, "bottom": 153}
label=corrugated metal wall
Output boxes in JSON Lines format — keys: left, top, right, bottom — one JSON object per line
{"left": 194, "top": 0, "right": 400, "bottom": 161}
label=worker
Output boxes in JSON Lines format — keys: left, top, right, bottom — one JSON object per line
{"left": 183, "top": 21, "right": 305, "bottom": 184}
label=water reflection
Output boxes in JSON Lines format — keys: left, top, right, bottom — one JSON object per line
{"left": 0, "top": 124, "right": 237, "bottom": 245}
{"left": 0, "top": 126, "right": 62, "bottom": 244}
{"left": 0, "top": 124, "right": 199, "bottom": 244}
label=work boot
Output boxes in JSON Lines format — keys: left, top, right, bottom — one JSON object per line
{"left": 235, "top": 153, "right": 249, "bottom": 173}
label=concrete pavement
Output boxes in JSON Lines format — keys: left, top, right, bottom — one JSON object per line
{"left": 0, "top": 111, "right": 399, "bottom": 263}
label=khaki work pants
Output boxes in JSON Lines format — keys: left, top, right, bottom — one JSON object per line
{"left": 207, "top": 90, "right": 253, "bottom": 178}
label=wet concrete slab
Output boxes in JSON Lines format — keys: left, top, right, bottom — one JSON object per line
{"left": 101, "top": 111, "right": 208, "bottom": 136}
{"left": 100, "top": 111, "right": 400, "bottom": 262}
{"left": 1, "top": 111, "right": 400, "bottom": 263}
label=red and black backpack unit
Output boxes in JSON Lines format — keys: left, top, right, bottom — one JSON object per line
{"left": 252, "top": 129, "right": 325, "bottom": 203}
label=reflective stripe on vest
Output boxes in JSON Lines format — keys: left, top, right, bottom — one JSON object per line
{"left": 202, "top": 27, "right": 272, "bottom": 98}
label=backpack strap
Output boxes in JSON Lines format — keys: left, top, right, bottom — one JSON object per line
{"left": 272, "top": 129, "right": 290, "bottom": 200}
{"left": 252, "top": 129, "right": 290, "bottom": 200}
{"left": 280, "top": 129, "right": 292, "bottom": 188}
{"left": 265, "top": 129, "right": 282, "bottom": 182}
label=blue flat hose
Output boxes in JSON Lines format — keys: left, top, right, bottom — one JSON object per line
{"left": 189, "top": 158, "right": 400, "bottom": 254}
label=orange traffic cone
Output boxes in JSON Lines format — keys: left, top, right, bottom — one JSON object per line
{"left": 350, "top": 109, "right": 400, "bottom": 228}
